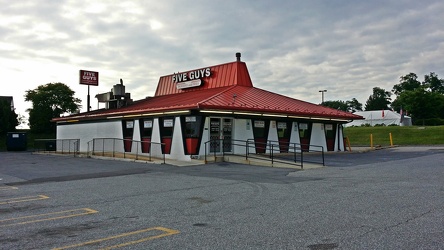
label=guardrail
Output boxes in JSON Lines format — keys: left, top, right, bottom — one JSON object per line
{"left": 34, "top": 139, "right": 80, "bottom": 156}
{"left": 204, "top": 139, "right": 325, "bottom": 168}
{"left": 87, "top": 138, "right": 165, "bottom": 164}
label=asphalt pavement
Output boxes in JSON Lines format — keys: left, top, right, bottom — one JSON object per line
{"left": 1, "top": 146, "right": 443, "bottom": 249}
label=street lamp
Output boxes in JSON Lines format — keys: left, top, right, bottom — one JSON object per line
{"left": 319, "top": 89, "right": 327, "bottom": 103}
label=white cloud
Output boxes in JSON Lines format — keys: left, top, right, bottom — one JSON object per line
{"left": 1, "top": 0, "right": 444, "bottom": 128}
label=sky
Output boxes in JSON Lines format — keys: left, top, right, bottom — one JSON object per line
{"left": 2, "top": 0, "right": 444, "bottom": 128}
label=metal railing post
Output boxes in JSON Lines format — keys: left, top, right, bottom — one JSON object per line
{"left": 149, "top": 142, "right": 152, "bottom": 162}
{"left": 148, "top": 143, "right": 151, "bottom": 161}
{"left": 301, "top": 149, "right": 304, "bottom": 169}
{"left": 123, "top": 139, "right": 126, "bottom": 159}
{"left": 246, "top": 140, "right": 249, "bottom": 160}
{"left": 271, "top": 144, "right": 274, "bottom": 165}
{"left": 204, "top": 141, "right": 207, "bottom": 163}
{"left": 162, "top": 143, "right": 166, "bottom": 164}
{"left": 135, "top": 141, "right": 139, "bottom": 160}
{"left": 213, "top": 140, "right": 216, "bottom": 160}
{"left": 322, "top": 146, "right": 325, "bottom": 166}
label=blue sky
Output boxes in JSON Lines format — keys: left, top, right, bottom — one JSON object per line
{"left": 2, "top": 0, "right": 444, "bottom": 127}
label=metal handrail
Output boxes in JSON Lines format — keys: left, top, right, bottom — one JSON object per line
{"left": 246, "top": 139, "right": 306, "bottom": 168}
{"left": 34, "top": 138, "right": 80, "bottom": 157}
{"left": 257, "top": 139, "right": 325, "bottom": 166}
{"left": 87, "top": 138, "right": 165, "bottom": 164}
{"left": 204, "top": 138, "right": 325, "bottom": 168}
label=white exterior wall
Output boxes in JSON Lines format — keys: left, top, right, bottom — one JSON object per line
{"left": 334, "top": 125, "right": 345, "bottom": 151}
{"left": 266, "top": 120, "right": 279, "bottom": 153}
{"left": 309, "top": 123, "right": 327, "bottom": 152}
{"left": 169, "top": 116, "right": 189, "bottom": 161}
{"left": 149, "top": 118, "right": 163, "bottom": 158}
{"left": 129, "top": 119, "right": 140, "bottom": 154}
{"left": 57, "top": 117, "right": 346, "bottom": 160}
{"left": 289, "top": 122, "right": 301, "bottom": 152}
{"left": 233, "top": 118, "right": 255, "bottom": 154}
{"left": 57, "top": 121, "right": 123, "bottom": 152}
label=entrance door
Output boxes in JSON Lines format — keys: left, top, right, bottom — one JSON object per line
{"left": 209, "top": 118, "right": 233, "bottom": 153}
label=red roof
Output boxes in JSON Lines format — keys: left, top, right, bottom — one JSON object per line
{"left": 54, "top": 60, "right": 362, "bottom": 122}
{"left": 155, "top": 61, "right": 253, "bottom": 96}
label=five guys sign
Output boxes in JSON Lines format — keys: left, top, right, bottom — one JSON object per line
{"left": 79, "top": 69, "right": 99, "bottom": 112}
{"left": 79, "top": 70, "right": 99, "bottom": 86}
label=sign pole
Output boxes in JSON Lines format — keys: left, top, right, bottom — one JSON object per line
{"left": 79, "top": 69, "right": 98, "bottom": 113}
{"left": 87, "top": 85, "right": 90, "bottom": 112}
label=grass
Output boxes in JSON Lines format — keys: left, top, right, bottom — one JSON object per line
{"left": 344, "top": 125, "right": 444, "bottom": 147}
{"left": 1, "top": 126, "right": 443, "bottom": 151}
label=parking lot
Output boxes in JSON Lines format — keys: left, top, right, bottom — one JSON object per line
{"left": 1, "top": 146, "right": 444, "bottom": 249}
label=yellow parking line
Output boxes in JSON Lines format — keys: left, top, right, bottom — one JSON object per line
{"left": 0, "top": 208, "right": 98, "bottom": 227}
{"left": 0, "top": 195, "right": 49, "bottom": 205}
{"left": 0, "top": 186, "right": 18, "bottom": 191}
{"left": 53, "top": 226, "right": 180, "bottom": 250}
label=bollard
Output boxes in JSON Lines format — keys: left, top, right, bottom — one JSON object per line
{"left": 389, "top": 132, "right": 393, "bottom": 146}
{"left": 370, "top": 134, "right": 374, "bottom": 149}
{"left": 346, "top": 136, "right": 352, "bottom": 152}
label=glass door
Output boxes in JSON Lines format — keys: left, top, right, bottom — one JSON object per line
{"left": 209, "top": 118, "right": 233, "bottom": 153}
{"left": 222, "top": 118, "right": 233, "bottom": 152}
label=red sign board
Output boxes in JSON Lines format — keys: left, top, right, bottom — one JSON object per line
{"left": 79, "top": 70, "right": 99, "bottom": 86}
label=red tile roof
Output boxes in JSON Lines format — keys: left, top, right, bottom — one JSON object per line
{"left": 54, "top": 60, "right": 362, "bottom": 122}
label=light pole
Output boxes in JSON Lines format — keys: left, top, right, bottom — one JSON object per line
{"left": 319, "top": 89, "right": 327, "bottom": 103}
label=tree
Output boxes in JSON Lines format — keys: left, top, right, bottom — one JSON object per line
{"left": 321, "top": 98, "right": 363, "bottom": 113}
{"left": 0, "top": 99, "right": 19, "bottom": 135}
{"left": 423, "top": 72, "right": 444, "bottom": 94}
{"left": 365, "top": 87, "right": 391, "bottom": 111}
{"left": 25, "top": 83, "right": 81, "bottom": 133}
{"left": 392, "top": 73, "right": 421, "bottom": 95}
{"left": 346, "top": 98, "right": 363, "bottom": 113}
{"left": 391, "top": 72, "right": 444, "bottom": 122}
{"left": 321, "top": 100, "right": 348, "bottom": 111}
{"left": 392, "top": 72, "right": 444, "bottom": 120}
{"left": 392, "top": 87, "right": 444, "bottom": 120}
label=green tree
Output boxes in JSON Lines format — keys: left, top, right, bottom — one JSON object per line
{"left": 392, "top": 87, "right": 444, "bottom": 120}
{"left": 365, "top": 87, "right": 391, "bottom": 111}
{"left": 321, "top": 100, "right": 348, "bottom": 111}
{"left": 423, "top": 72, "right": 444, "bottom": 94}
{"left": 346, "top": 98, "right": 363, "bottom": 112}
{"left": 391, "top": 72, "right": 444, "bottom": 122}
{"left": 25, "top": 83, "right": 81, "bottom": 133}
{"left": 392, "top": 73, "right": 421, "bottom": 95}
{"left": 0, "top": 99, "right": 19, "bottom": 134}
{"left": 322, "top": 98, "right": 363, "bottom": 113}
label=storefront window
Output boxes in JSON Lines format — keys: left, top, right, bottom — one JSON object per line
{"left": 277, "top": 122, "right": 291, "bottom": 138}
{"left": 299, "top": 123, "right": 309, "bottom": 138}
{"left": 253, "top": 120, "right": 267, "bottom": 137}
{"left": 161, "top": 118, "right": 174, "bottom": 137}
{"left": 184, "top": 116, "right": 200, "bottom": 137}
{"left": 325, "top": 124, "right": 335, "bottom": 138}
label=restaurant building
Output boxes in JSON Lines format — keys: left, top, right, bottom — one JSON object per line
{"left": 53, "top": 53, "right": 362, "bottom": 161}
